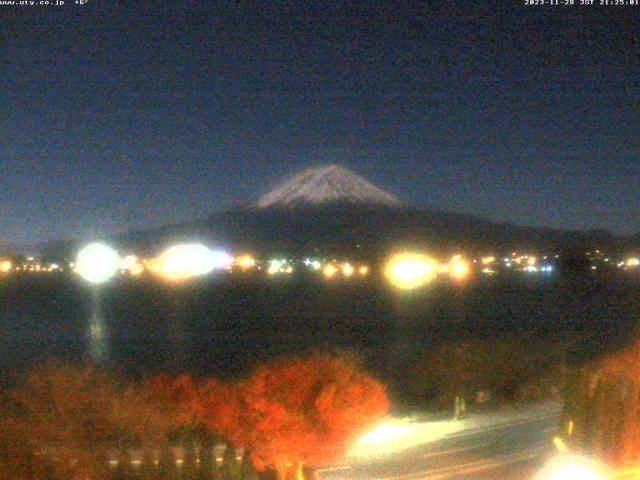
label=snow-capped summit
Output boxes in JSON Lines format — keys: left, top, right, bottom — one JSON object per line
{"left": 255, "top": 164, "right": 401, "bottom": 209}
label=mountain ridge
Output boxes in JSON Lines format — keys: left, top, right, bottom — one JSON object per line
{"left": 2, "top": 164, "right": 636, "bottom": 258}
{"left": 4, "top": 203, "right": 630, "bottom": 260}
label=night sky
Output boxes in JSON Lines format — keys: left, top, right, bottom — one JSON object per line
{"left": 2, "top": 1, "right": 639, "bottom": 243}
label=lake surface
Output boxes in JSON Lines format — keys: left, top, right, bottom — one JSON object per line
{"left": 1, "top": 272, "right": 639, "bottom": 394}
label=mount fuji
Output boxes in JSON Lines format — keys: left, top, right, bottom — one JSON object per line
{"left": 255, "top": 165, "right": 401, "bottom": 209}
{"left": 107, "top": 164, "right": 616, "bottom": 258}
{"left": 29, "top": 164, "right": 623, "bottom": 260}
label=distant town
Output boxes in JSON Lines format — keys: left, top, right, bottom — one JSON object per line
{"left": 0, "top": 244, "right": 638, "bottom": 287}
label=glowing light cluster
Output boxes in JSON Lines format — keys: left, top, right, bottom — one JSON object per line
{"left": 320, "top": 262, "right": 368, "bottom": 279}
{"left": 447, "top": 255, "right": 470, "bottom": 281}
{"left": 0, "top": 260, "right": 11, "bottom": 273}
{"left": 267, "top": 259, "right": 293, "bottom": 275}
{"left": 153, "top": 244, "right": 231, "bottom": 281}
{"left": 385, "top": 253, "right": 439, "bottom": 290}
{"left": 342, "top": 263, "right": 354, "bottom": 277}
{"left": 121, "top": 255, "right": 144, "bottom": 276}
{"left": 303, "top": 258, "right": 322, "bottom": 271}
{"left": 235, "top": 254, "right": 256, "bottom": 270}
{"left": 626, "top": 257, "right": 640, "bottom": 268}
{"left": 129, "top": 265, "right": 144, "bottom": 276}
{"left": 323, "top": 264, "right": 338, "bottom": 278}
{"left": 76, "top": 243, "right": 121, "bottom": 284}
{"left": 60, "top": 243, "right": 585, "bottom": 283}
{"left": 268, "top": 259, "right": 283, "bottom": 275}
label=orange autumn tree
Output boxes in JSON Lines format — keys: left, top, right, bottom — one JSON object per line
{"left": 7, "top": 364, "right": 178, "bottom": 480}
{"left": 562, "top": 341, "right": 640, "bottom": 467}
{"left": 198, "top": 353, "right": 390, "bottom": 480}
{"left": 147, "top": 373, "right": 202, "bottom": 428}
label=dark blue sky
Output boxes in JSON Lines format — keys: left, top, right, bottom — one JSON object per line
{"left": 2, "top": 1, "right": 639, "bottom": 243}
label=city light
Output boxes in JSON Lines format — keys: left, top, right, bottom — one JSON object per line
{"left": 267, "top": 259, "right": 294, "bottom": 275}
{"left": 129, "top": 264, "right": 144, "bottom": 276}
{"left": 385, "top": 253, "right": 439, "bottom": 290}
{"left": 448, "top": 255, "right": 470, "bottom": 281}
{"left": 121, "top": 255, "right": 138, "bottom": 270}
{"left": 153, "top": 244, "right": 230, "bottom": 281}
{"left": 303, "top": 258, "right": 322, "bottom": 271}
{"left": 121, "top": 255, "right": 144, "bottom": 275}
{"left": 626, "top": 257, "right": 640, "bottom": 268}
{"left": 235, "top": 254, "right": 256, "bottom": 270}
{"left": 2, "top": 245, "right": 626, "bottom": 282}
{"left": 76, "top": 243, "right": 121, "bottom": 284}
{"left": 266, "top": 259, "right": 293, "bottom": 274}
{"left": 323, "top": 264, "right": 338, "bottom": 278}
{"left": 267, "top": 259, "right": 284, "bottom": 275}
{"left": 342, "top": 262, "right": 354, "bottom": 277}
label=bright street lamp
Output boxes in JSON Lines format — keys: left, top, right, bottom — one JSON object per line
{"left": 76, "top": 243, "right": 121, "bottom": 284}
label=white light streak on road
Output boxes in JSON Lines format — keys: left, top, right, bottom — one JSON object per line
{"left": 320, "top": 401, "right": 562, "bottom": 480}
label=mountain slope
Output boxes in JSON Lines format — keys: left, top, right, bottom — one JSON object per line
{"left": 108, "top": 202, "right": 619, "bottom": 261}
{"left": 17, "top": 202, "right": 625, "bottom": 261}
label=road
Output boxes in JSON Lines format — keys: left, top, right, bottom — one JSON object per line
{"left": 319, "top": 401, "right": 563, "bottom": 480}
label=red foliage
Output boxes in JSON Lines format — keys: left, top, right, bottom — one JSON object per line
{"left": 597, "top": 343, "right": 640, "bottom": 382}
{"left": 196, "top": 379, "right": 243, "bottom": 439}
{"left": 147, "top": 373, "right": 201, "bottom": 427}
{"left": 197, "top": 354, "right": 389, "bottom": 471}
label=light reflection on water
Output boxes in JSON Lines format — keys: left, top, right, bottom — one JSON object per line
{"left": 0, "top": 275, "right": 637, "bottom": 381}
{"left": 88, "top": 289, "right": 108, "bottom": 363}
